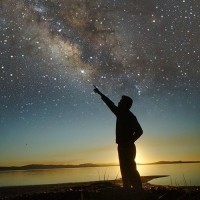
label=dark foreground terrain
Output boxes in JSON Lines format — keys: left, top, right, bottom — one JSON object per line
{"left": 0, "top": 176, "right": 199, "bottom": 200}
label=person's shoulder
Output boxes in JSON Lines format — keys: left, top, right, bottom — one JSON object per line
{"left": 128, "top": 110, "right": 137, "bottom": 119}
{"left": 128, "top": 110, "right": 135, "bottom": 116}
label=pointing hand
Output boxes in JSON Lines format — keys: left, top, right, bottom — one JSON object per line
{"left": 93, "top": 85, "right": 101, "bottom": 94}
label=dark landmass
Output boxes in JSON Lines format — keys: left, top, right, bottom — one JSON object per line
{"left": 0, "top": 176, "right": 199, "bottom": 200}
{"left": 0, "top": 161, "right": 199, "bottom": 171}
{"left": 141, "top": 160, "right": 200, "bottom": 165}
{"left": 0, "top": 163, "right": 117, "bottom": 171}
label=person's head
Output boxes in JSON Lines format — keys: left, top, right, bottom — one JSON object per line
{"left": 118, "top": 95, "right": 133, "bottom": 111}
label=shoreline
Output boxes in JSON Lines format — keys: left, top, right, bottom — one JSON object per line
{"left": 0, "top": 176, "right": 200, "bottom": 200}
{"left": 0, "top": 175, "right": 166, "bottom": 189}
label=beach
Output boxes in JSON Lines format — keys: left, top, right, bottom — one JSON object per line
{"left": 0, "top": 176, "right": 199, "bottom": 200}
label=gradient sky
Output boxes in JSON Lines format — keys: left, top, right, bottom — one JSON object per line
{"left": 0, "top": 0, "right": 200, "bottom": 166}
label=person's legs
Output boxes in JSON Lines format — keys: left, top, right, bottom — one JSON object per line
{"left": 128, "top": 143, "right": 142, "bottom": 189}
{"left": 118, "top": 145, "right": 131, "bottom": 188}
{"left": 118, "top": 143, "right": 142, "bottom": 189}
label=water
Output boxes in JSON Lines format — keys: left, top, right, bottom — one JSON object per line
{"left": 0, "top": 163, "right": 199, "bottom": 187}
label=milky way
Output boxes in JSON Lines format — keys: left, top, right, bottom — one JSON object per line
{"left": 1, "top": 0, "right": 200, "bottom": 135}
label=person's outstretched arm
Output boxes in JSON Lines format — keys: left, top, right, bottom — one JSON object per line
{"left": 93, "top": 85, "right": 118, "bottom": 116}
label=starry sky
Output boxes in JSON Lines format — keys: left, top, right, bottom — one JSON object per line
{"left": 0, "top": 0, "right": 200, "bottom": 166}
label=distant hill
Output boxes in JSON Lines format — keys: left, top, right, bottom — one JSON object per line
{"left": 0, "top": 163, "right": 117, "bottom": 171}
{"left": 141, "top": 160, "right": 200, "bottom": 165}
{"left": 0, "top": 161, "right": 199, "bottom": 171}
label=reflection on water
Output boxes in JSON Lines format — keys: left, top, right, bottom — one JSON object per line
{"left": 0, "top": 167, "right": 121, "bottom": 187}
{"left": 0, "top": 163, "right": 199, "bottom": 187}
{"left": 144, "top": 163, "right": 200, "bottom": 186}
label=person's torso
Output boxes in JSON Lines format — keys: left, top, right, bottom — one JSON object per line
{"left": 116, "top": 111, "right": 136, "bottom": 144}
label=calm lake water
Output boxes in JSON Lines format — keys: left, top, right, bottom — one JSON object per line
{"left": 0, "top": 163, "right": 199, "bottom": 187}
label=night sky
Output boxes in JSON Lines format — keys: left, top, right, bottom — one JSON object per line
{"left": 0, "top": 0, "right": 200, "bottom": 166}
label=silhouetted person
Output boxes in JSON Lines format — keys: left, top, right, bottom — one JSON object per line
{"left": 93, "top": 85, "right": 143, "bottom": 189}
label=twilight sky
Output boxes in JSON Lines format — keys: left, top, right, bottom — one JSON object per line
{"left": 0, "top": 0, "right": 200, "bottom": 166}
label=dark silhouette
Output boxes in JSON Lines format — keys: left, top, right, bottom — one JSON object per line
{"left": 93, "top": 85, "right": 143, "bottom": 189}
